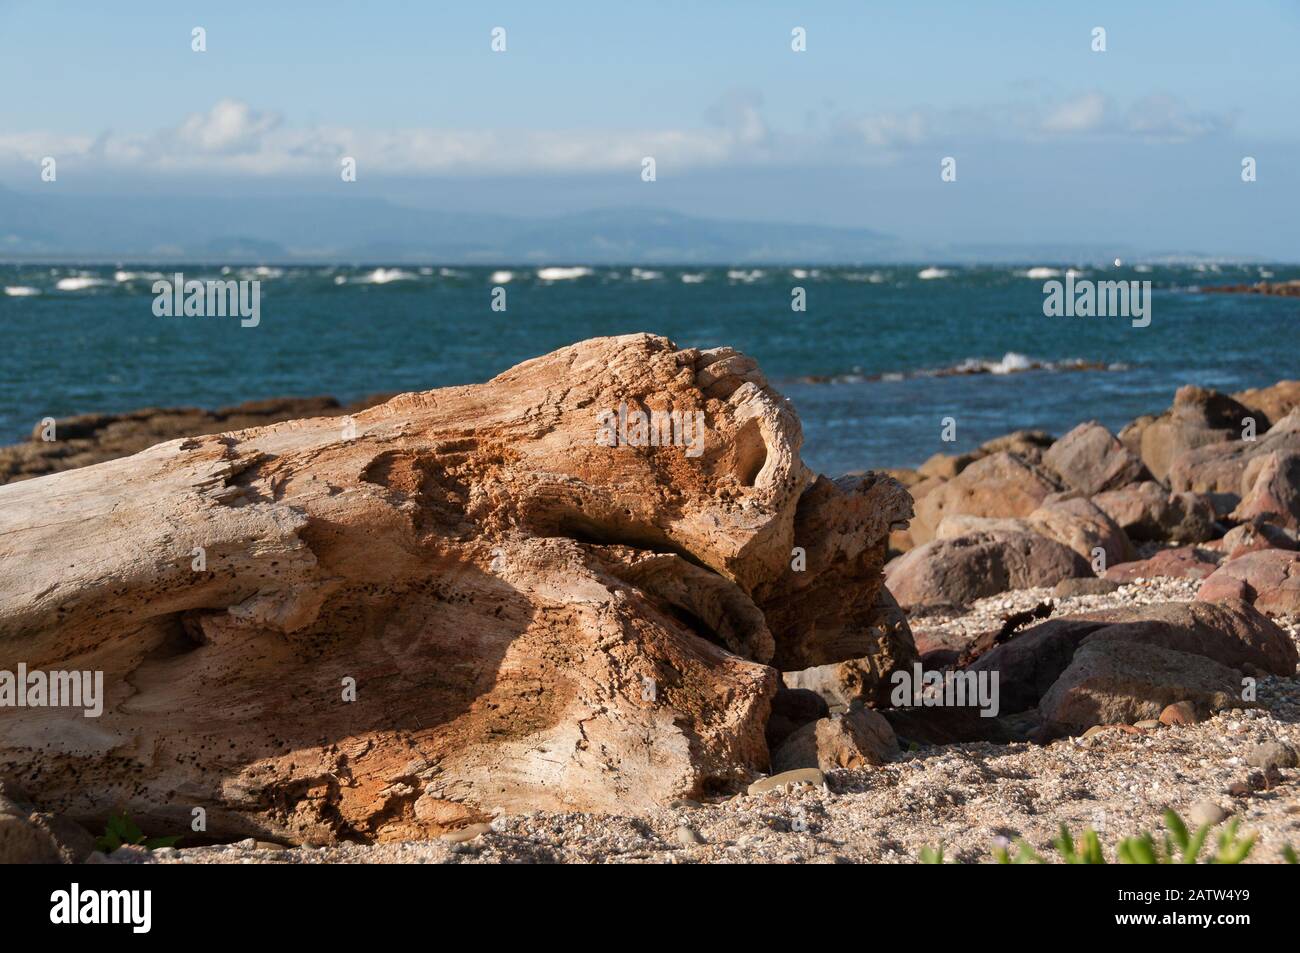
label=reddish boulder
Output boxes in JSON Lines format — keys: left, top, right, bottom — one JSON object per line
{"left": 884, "top": 529, "right": 1089, "bottom": 608}
{"left": 1230, "top": 450, "right": 1300, "bottom": 530}
{"left": 1091, "top": 481, "right": 1218, "bottom": 544}
{"left": 914, "top": 451, "right": 1063, "bottom": 540}
{"left": 1103, "top": 546, "right": 1223, "bottom": 583}
{"left": 1042, "top": 421, "right": 1147, "bottom": 495}
{"left": 1139, "top": 385, "right": 1255, "bottom": 482}
{"left": 1197, "top": 548, "right": 1300, "bottom": 616}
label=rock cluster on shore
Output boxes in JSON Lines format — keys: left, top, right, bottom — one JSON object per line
{"left": 1, "top": 339, "right": 1298, "bottom": 863}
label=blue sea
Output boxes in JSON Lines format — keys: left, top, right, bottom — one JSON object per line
{"left": 2, "top": 263, "right": 1297, "bottom": 475}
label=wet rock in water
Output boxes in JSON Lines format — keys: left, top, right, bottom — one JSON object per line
{"left": 1042, "top": 421, "right": 1148, "bottom": 495}
{"left": 770, "top": 707, "right": 898, "bottom": 772}
{"left": 0, "top": 335, "right": 911, "bottom": 843}
{"left": 1197, "top": 547, "right": 1300, "bottom": 615}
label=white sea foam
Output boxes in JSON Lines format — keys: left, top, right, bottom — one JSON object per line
{"left": 917, "top": 267, "right": 950, "bottom": 280}
{"left": 1023, "top": 267, "right": 1061, "bottom": 279}
{"left": 352, "top": 268, "right": 416, "bottom": 284}
{"left": 490, "top": 270, "right": 514, "bottom": 284}
{"left": 536, "top": 266, "right": 592, "bottom": 281}
{"left": 727, "top": 269, "right": 764, "bottom": 282}
{"left": 114, "top": 270, "right": 165, "bottom": 283}
{"left": 680, "top": 273, "right": 706, "bottom": 284}
{"left": 3, "top": 286, "right": 40, "bottom": 296}
{"left": 630, "top": 268, "right": 662, "bottom": 280}
{"left": 54, "top": 276, "right": 109, "bottom": 291}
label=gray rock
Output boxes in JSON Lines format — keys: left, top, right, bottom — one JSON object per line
{"left": 1246, "top": 741, "right": 1298, "bottom": 771}
{"left": 674, "top": 825, "right": 704, "bottom": 847}
{"left": 1053, "top": 576, "right": 1120, "bottom": 598}
{"left": 0, "top": 810, "right": 63, "bottom": 864}
{"left": 1187, "top": 800, "right": 1228, "bottom": 827}
{"left": 771, "top": 707, "right": 898, "bottom": 773}
{"left": 1039, "top": 639, "right": 1249, "bottom": 732}
{"left": 885, "top": 528, "right": 1089, "bottom": 608}
{"left": 1042, "top": 421, "right": 1147, "bottom": 495}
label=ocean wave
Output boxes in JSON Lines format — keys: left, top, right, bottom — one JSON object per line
{"left": 114, "top": 270, "right": 166, "bottom": 283}
{"left": 490, "top": 270, "right": 514, "bottom": 284}
{"left": 536, "top": 267, "right": 593, "bottom": 281}
{"left": 680, "top": 273, "right": 706, "bottom": 283}
{"left": 917, "top": 267, "right": 950, "bottom": 280}
{"left": 4, "top": 285, "right": 40, "bottom": 296}
{"left": 1022, "top": 267, "right": 1061, "bottom": 279}
{"left": 346, "top": 268, "right": 418, "bottom": 285}
{"left": 727, "top": 269, "right": 764, "bottom": 282}
{"left": 54, "top": 276, "right": 111, "bottom": 291}
{"left": 630, "top": 268, "right": 662, "bottom": 280}
{"left": 797, "top": 352, "right": 1124, "bottom": 385}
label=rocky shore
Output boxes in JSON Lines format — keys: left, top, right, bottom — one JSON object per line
{"left": 1203, "top": 279, "right": 1300, "bottom": 298}
{"left": 2, "top": 340, "right": 1298, "bottom": 864}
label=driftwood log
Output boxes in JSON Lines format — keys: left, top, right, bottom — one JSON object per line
{"left": 0, "top": 334, "right": 912, "bottom": 843}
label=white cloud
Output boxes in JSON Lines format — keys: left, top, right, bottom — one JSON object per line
{"left": 1041, "top": 92, "right": 1109, "bottom": 134}
{"left": 0, "top": 91, "right": 1237, "bottom": 178}
{"left": 175, "top": 99, "right": 283, "bottom": 154}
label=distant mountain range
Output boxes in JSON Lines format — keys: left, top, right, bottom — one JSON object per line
{"left": 0, "top": 186, "right": 1226, "bottom": 264}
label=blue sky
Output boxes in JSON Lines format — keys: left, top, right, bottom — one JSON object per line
{"left": 2, "top": 1, "right": 1298, "bottom": 256}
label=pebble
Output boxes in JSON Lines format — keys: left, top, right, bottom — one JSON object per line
{"left": 1246, "top": 741, "right": 1297, "bottom": 771}
{"left": 1134, "top": 719, "right": 1161, "bottom": 730}
{"left": 1159, "top": 701, "right": 1199, "bottom": 726}
{"left": 1187, "top": 800, "right": 1228, "bottom": 827}
{"left": 675, "top": 825, "right": 704, "bottom": 847}
{"left": 747, "top": 768, "right": 826, "bottom": 795}
{"left": 439, "top": 822, "right": 492, "bottom": 844}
